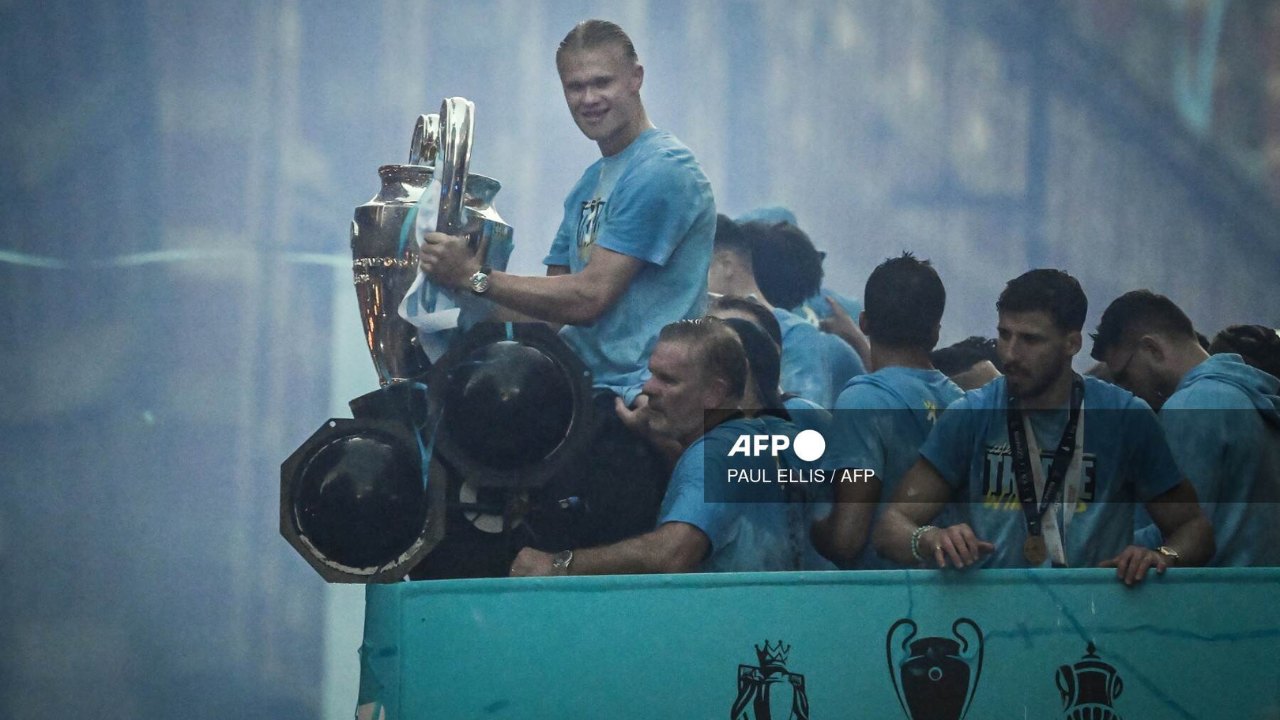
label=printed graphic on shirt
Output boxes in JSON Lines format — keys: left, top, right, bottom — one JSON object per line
{"left": 923, "top": 400, "right": 939, "bottom": 423}
{"left": 980, "top": 445, "right": 1097, "bottom": 512}
{"left": 577, "top": 198, "right": 606, "bottom": 262}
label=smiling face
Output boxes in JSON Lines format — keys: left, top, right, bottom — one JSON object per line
{"left": 997, "top": 310, "right": 1080, "bottom": 401}
{"left": 557, "top": 43, "right": 645, "bottom": 155}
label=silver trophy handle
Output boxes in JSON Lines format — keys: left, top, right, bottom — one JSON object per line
{"left": 408, "top": 113, "right": 440, "bottom": 166}
{"left": 435, "top": 97, "right": 475, "bottom": 235}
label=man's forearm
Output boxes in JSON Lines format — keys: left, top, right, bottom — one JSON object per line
{"left": 873, "top": 508, "right": 925, "bottom": 566}
{"left": 569, "top": 529, "right": 696, "bottom": 576}
{"left": 1163, "top": 515, "right": 1215, "bottom": 567}
{"left": 812, "top": 478, "right": 880, "bottom": 562}
{"left": 486, "top": 270, "right": 603, "bottom": 326}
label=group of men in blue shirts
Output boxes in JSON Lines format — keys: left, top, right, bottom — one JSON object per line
{"left": 418, "top": 19, "right": 1279, "bottom": 583}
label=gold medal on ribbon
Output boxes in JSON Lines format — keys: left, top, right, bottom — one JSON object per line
{"left": 1023, "top": 535, "right": 1048, "bottom": 565}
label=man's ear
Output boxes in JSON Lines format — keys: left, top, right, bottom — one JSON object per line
{"left": 1065, "top": 330, "right": 1083, "bottom": 357}
{"left": 631, "top": 63, "right": 644, "bottom": 93}
{"left": 858, "top": 311, "right": 869, "bottom": 335}
{"left": 703, "top": 374, "right": 733, "bottom": 409}
{"left": 1139, "top": 334, "right": 1165, "bottom": 362}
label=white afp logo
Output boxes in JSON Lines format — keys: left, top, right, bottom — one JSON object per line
{"left": 727, "top": 429, "right": 826, "bottom": 462}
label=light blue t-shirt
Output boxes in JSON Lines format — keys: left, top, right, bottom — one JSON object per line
{"left": 1135, "top": 354, "right": 1280, "bottom": 566}
{"left": 919, "top": 376, "right": 1183, "bottom": 568}
{"left": 773, "top": 308, "right": 865, "bottom": 408}
{"left": 830, "top": 367, "right": 965, "bottom": 569}
{"left": 783, "top": 395, "right": 833, "bottom": 437}
{"left": 657, "top": 417, "right": 817, "bottom": 573}
{"left": 544, "top": 129, "right": 716, "bottom": 405}
{"left": 795, "top": 288, "right": 864, "bottom": 329}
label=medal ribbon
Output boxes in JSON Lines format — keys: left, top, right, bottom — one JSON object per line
{"left": 1007, "top": 374, "right": 1085, "bottom": 565}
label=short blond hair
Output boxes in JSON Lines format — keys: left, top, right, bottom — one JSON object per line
{"left": 556, "top": 19, "right": 639, "bottom": 68}
{"left": 656, "top": 318, "right": 747, "bottom": 401}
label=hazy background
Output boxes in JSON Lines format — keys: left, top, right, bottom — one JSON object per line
{"left": 2, "top": 0, "right": 1278, "bottom": 718}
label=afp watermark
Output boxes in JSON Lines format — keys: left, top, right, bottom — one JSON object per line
{"left": 728, "top": 429, "right": 828, "bottom": 462}
{"left": 721, "top": 428, "right": 876, "bottom": 490}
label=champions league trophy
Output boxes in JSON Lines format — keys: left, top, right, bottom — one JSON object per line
{"left": 886, "top": 618, "right": 985, "bottom": 720}
{"left": 281, "top": 98, "right": 594, "bottom": 583}
{"left": 351, "top": 99, "right": 513, "bottom": 386}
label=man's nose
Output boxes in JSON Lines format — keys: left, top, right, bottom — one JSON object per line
{"left": 1002, "top": 340, "right": 1020, "bottom": 364}
{"left": 640, "top": 377, "right": 659, "bottom": 397}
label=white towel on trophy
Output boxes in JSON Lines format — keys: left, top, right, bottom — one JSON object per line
{"left": 396, "top": 174, "right": 460, "bottom": 363}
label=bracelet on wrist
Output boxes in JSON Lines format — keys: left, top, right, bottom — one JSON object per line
{"left": 911, "top": 525, "right": 938, "bottom": 562}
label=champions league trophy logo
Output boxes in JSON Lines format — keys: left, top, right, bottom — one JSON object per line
{"left": 1055, "top": 643, "right": 1124, "bottom": 720}
{"left": 731, "top": 640, "right": 810, "bottom": 720}
{"left": 886, "top": 618, "right": 984, "bottom": 720}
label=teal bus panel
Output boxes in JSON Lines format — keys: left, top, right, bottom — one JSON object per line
{"left": 358, "top": 568, "right": 1280, "bottom": 719}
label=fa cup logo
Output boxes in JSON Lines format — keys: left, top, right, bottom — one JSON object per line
{"left": 1056, "top": 642, "right": 1124, "bottom": 720}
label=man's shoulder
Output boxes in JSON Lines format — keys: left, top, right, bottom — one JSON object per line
{"left": 837, "top": 367, "right": 961, "bottom": 411}
{"left": 1167, "top": 375, "right": 1256, "bottom": 412}
{"left": 563, "top": 159, "right": 605, "bottom": 203}
{"left": 772, "top": 308, "right": 820, "bottom": 342}
{"left": 622, "top": 131, "right": 709, "bottom": 185}
{"left": 1081, "top": 374, "right": 1146, "bottom": 411}
{"left": 954, "top": 377, "right": 1002, "bottom": 412}
{"left": 676, "top": 417, "right": 765, "bottom": 473}
{"left": 835, "top": 377, "right": 902, "bottom": 411}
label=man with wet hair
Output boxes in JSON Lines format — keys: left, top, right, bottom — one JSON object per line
{"left": 510, "top": 318, "right": 812, "bottom": 575}
{"left": 708, "top": 216, "right": 864, "bottom": 406}
{"left": 1093, "top": 290, "right": 1280, "bottom": 566}
{"left": 874, "top": 270, "right": 1213, "bottom": 584}
{"left": 813, "top": 253, "right": 964, "bottom": 567}
{"left": 1209, "top": 324, "right": 1280, "bottom": 379}
{"left": 932, "top": 336, "right": 1003, "bottom": 391}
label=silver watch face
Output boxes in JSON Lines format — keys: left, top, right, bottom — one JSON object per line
{"left": 470, "top": 271, "right": 490, "bottom": 294}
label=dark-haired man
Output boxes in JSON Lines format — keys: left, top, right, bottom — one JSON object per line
{"left": 735, "top": 205, "right": 866, "bottom": 339}
{"left": 1092, "top": 290, "right": 1280, "bottom": 566}
{"left": 873, "top": 270, "right": 1213, "bottom": 584}
{"left": 708, "top": 216, "right": 863, "bottom": 406}
{"left": 419, "top": 19, "right": 714, "bottom": 407}
{"left": 1209, "top": 324, "right": 1280, "bottom": 379}
{"left": 812, "top": 253, "right": 964, "bottom": 567}
{"left": 510, "top": 318, "right": 810, "bottom": 576}
{"left": 932, "top": 336, "right": 1003, "bottom": 391}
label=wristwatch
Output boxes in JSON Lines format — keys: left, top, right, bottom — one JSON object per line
{"left": 469, "top": 265, "right": 492, "bottom": 294}
{"left": 551, "top": 550, "right": 574, "bottom": 572}
{"left": 1156, "top": 546, "right": 1180, "bottom": 565}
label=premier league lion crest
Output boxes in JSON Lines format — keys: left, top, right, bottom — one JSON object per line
{"left": 731, "top": 640, "right": 810, "bottom": 720}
